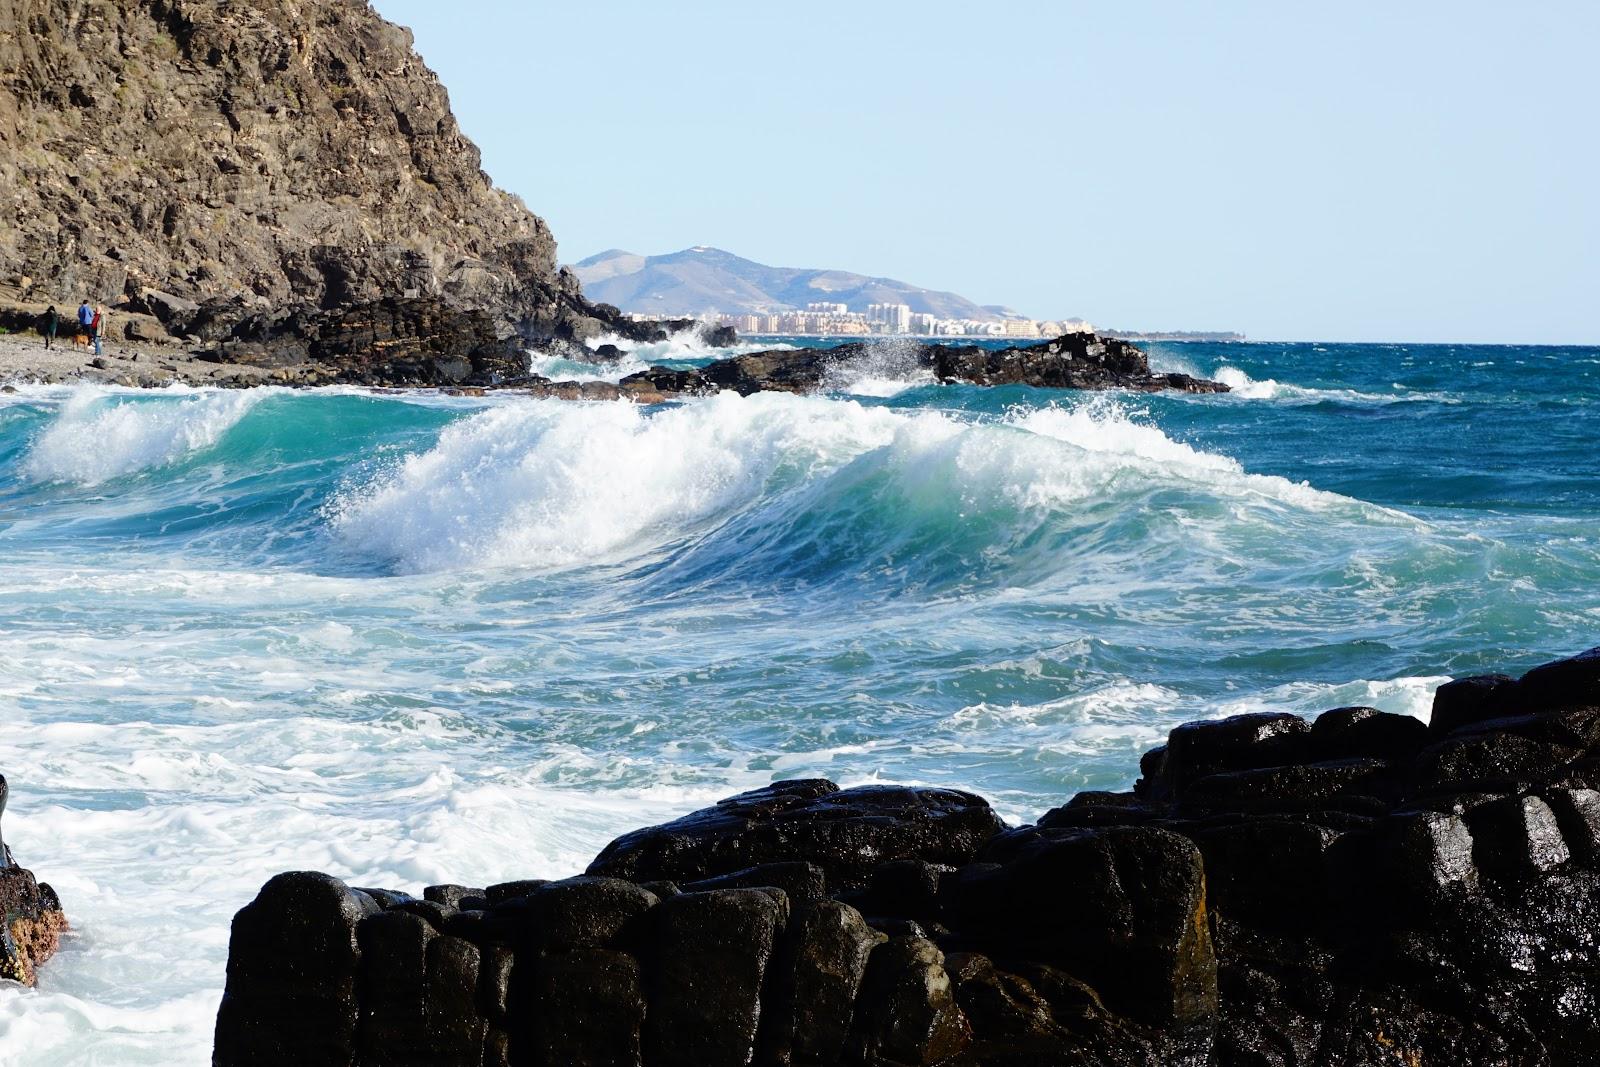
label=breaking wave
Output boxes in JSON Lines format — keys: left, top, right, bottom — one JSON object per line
{"left": 327, "top": 391, "right": 1406, "bottom": 578}
{"left": 20, "top": 387, "right": 267, "bottom": 485}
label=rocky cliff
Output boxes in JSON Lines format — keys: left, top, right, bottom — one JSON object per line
{"left": 0, "top": 0, "right": 654, "bottom": 357}
{"left": 212, "top": 645, "right": 1600, "bottom": 1066}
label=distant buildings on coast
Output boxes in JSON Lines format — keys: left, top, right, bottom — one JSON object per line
{"left": 627, "top": 303, "right": 1094, "bottom": 339}
{"left": 624, "top": 304, "right": 1244, "bottom": 342}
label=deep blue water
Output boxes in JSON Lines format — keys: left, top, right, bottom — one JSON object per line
{"left": 0, "top": 336, "right": 1596, "bottom": 1059}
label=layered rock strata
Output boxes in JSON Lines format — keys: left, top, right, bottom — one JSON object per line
{"left": 0, "top": 0, "right": 668, "bottom": 361}
{"left": 0, "top": 775, "right": 69, "bottom": 986}
{"left": 215, "top": 646, "right": 1600, "bottom": 1065}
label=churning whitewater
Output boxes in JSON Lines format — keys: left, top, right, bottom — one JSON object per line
{"left": 1, "top": 339, "right": 1598, "bottom": 1063}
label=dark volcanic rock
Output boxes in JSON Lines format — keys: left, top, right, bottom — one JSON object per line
{"left": 521, "top": 949, "right": 646, "bottom": 1067}
{"left": 214, "top": 871, "right": 377, "bottom": 1066}
{"left": 1429, "top": 674, "right": 1519, "bottom": 735}
{"left": 0, "top": 775, "right": 68, "bottom": 987}
{"left": 586, "top": 779, "right": 1006, "bottom": 891}
{"left": 848, "top": 934, "right": 972, "bottom": 1065}
{"left": 646, "top": 888, "right": 788, "bottom": 1067}
{"left": 762, "top": 898, "right": 885, "bottom": 1066}
{"left": 1138, "top": 711, "right": 1312, "bottom": 801}
{"left": 959, "top": 825, "right": 1217, "bottom": 1027}
{"left": 215, "top": 644, "right": 1600, "bottom": 1066}
{"left": 493, "top": 874, "right": 658, "bottom": 952}
{"left": 641, "top": 331, "right": 1228, "bottom": 399}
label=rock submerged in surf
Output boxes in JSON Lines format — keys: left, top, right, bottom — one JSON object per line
{"left": 611, "top": 330, "right": 1230, "bottom": 399}
{"left": 0, "top": 775, "right": 70, "bottom": 987}
{"left": 213, "top": 645, "right": 1600, "bottom": 1065}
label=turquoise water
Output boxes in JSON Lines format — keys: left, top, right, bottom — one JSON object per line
{"left": 1, "top": 337, "right": 1597, "bottom": 1060}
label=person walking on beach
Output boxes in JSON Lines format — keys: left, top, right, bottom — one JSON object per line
{"left": 42, "top": 305, "right": 58, "bottom": 349}
{"left": 92, "top": 305, "right": 104, "bottom": 357}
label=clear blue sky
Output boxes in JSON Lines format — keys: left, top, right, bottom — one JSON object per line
{"left": 374, "top": 1, "right": 1597, "bottom": 343}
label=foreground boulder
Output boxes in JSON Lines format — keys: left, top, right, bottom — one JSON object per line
{"left": 215, "top": 645, "right": 1600, "bottom": 1065}
{"left": 0, "top": 775, "right": 69, "bottom": 986}
{"left": 587, "top": 780, "right": 1005, "bottom": 891}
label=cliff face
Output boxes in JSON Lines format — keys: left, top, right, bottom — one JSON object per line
{"left": 0, "top": 0, "right": 624, "bottom": 346}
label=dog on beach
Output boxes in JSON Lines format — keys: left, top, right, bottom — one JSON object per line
{"left": 71, "top": 330, "right": 91, "bottom": 351}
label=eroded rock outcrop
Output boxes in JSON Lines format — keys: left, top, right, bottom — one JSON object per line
{"left": 0, "top": 0, "right": 683, "bottom": 373}
{"left": 620, "top": 332, "right": 1227, "bottom": 398}
{"left": 0, "top": 775, "right": 69, "bottom": 986}
{"left": 214, "top": 645, "right": 1600, "bottom": 1065}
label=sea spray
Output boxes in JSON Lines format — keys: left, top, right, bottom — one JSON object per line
{"left": 325, "top": 390, "right": 1419, "bottom": 589}
{"left": 21, "top": 386, "right": 267, "bottom": 486}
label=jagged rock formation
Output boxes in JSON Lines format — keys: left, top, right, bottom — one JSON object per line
{"left": 0, "top": 775, "right": 69, "bottom": 986}
{"left": 0, "top": 0, "right": 666, "bottom": 363}
{"left": 213, "top": 645, "right": 1600, "bottom": 1065}
{"left": 616, "top": 332, "right": 1227, "bottom": 397}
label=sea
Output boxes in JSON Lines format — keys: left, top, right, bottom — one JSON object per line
{"left": 1, "top": 334, "right": 1597, "bottom": 1061}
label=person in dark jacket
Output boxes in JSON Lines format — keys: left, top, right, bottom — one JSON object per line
{"left": 43, "top": 306, "right": 58, "bottom": 349}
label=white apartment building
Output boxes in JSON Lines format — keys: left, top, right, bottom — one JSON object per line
{"left": 866, "top": 303, "right": 912, "bottom": 334}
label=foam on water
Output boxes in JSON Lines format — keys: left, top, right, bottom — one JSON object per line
{"left": 1210, "top": 364, "right": 1459, "bottom": 405}
{"left": 327, "top": 392, "right": 911, "bottom": 572}
{"left": 520, "top": 330, "right": 798, "bottom": 384}
{"left": 822, "top": 337, "right": 936, "bottom": 396}
{"left": 2, "top": 341, "right": 1597, "bottom": 1063}
{"left": 584, "top": 328, "right": 795, "bottom": 364}
{"left": 327, "top": 391, "right": 1405, "bottom": 577}
{"left": 20, "top": 386, "right": 266, "bottom": 485}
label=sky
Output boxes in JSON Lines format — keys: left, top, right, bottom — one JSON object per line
{"left": 373, "top": 1, "right": 1598, "bottom": 343}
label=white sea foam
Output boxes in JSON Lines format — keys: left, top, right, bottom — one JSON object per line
{"left": 328, "top": 390, "right": 1412, "bottom": 576}
{"left": 0, "top": 705, "right": 732, "bottom": 1065}
{"left": 1211, "top": 365, "right": 1459, "bottom": 405}
{"left": 328, "top": 392, "right": 911, "bottom": 572}
{"left": 822, "top": 337, "right": 935, "bottom": 397}
{"left": 584, "top": 328, "right": 795, "bottom": 364}
{"left": 519, "top": 330, "right": 797, "bottom": 385}
{"left": 21, "top": 386, "right": 265, "bottom": 485}
{"left": 1208, "top": 674, "right": 1451, "bottom": 723}
{"left": 525, "top": 351, "right": 653, "bottom": 383}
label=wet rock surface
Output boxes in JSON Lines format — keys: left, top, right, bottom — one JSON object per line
{"left": 621, "top": 331, "right": 1228, "bottom": 400}
{"left": 0, "top": 775, "right": 69, "bottom": 987}
{"left": 214, "top": 645, "right": 1600, "bottom": 1064}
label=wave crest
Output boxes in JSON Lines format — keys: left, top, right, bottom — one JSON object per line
{"left": 329, "top": 391, "right": 1401, "bottom": 577}
{"left": 22, "top": 387, "right": 265, "bottom": 485}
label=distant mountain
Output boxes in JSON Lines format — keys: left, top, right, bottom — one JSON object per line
{"left": 571, "top": 247, "right": 1028, "bottom": 322}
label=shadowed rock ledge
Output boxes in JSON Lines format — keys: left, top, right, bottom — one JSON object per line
{"left": 212, "top": 645, "right": 1600, "bottom": 1065}
{"left": 0, "top": 775, "right": 69, "bottom": 986}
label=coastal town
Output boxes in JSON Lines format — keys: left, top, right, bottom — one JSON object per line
{"left": 629, "top": 303, "right": 1095, "bottom": 339}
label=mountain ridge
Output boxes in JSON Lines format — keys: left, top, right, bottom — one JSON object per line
{"left": 573, "top": 246, "right": 1032, "bottom": 323}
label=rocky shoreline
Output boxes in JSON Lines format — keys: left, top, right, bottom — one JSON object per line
{"left": 210, "top": 645, "right": 1600, "bottom": 1066}
{"left": 1, "top": 0, "right": 1226, "bottom": 404}
{"left": 0, "top": 319, "right": 1227, "bottom": 401}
